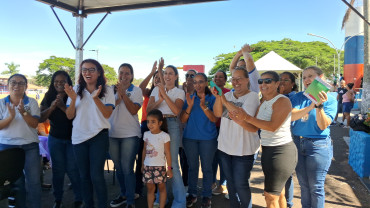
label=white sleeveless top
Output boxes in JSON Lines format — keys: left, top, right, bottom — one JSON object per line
{"left": 256, "top": 94, "right": 292, "bottom": 146}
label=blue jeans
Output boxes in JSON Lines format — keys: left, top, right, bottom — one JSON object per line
{"left": 293, "top": 136, "right": 333, "bottom": 208}
{"left": 212, "top": 143, "right": 226, "bottom": 186}
{"left": 285, "top": 175, "right": 294, "bottom": 208}
{"left": 0, "top": 142, "right": 41, "bottom": 208}
{"left": 157, "top": 117, "right": 186, "bottom": 208}
{"left": 218, "top": 150, "right": 255, "bottom": 208}
{"left": 183, "top": 138, "right": 217, "bottom": 197}
{"left": 109, "top": 136, "right": 139, "bottom": 205}
{"left": 73, "top": 130, "right": 109, "bottom": 208}
{"left": 48, "top": 135, "right": 82, "bottom": 202}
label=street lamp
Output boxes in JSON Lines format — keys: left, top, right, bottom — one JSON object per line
{"left": 89, "top": 49, "right": 99, "bottom": 60}
{"left": 308, "top": 32, "right": 364, "bottom": 77}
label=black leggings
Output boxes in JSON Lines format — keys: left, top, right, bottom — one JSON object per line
{"left": 261, "top": 141, "right": 297, "bottom": 195}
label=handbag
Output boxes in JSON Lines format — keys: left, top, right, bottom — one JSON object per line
{"left": 350, "top": 114, "right": 370, "bottom": 133}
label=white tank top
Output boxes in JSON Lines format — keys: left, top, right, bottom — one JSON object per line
{"left": 256, "top": 94, "right": 292, "bottom": 146}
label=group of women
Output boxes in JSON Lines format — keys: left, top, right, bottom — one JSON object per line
{"left": 0, "top": 44, "right": 336, "bottom": 208}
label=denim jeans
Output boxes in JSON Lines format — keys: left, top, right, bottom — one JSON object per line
{"left": 109, "top": 136, "right": 139, "bottom": 205}
{"left": 0, "top": 142, "right": 41, "bottom": 208}
{"left": 285, "top": 175, "right": 294, "bottom": 208}
{"left": 161, "top": 117, "right": 186, "bottom": 208}
{"left": 218, "top": 150, "right": 255, "bottom": 208}
{"left": 212, "top": 145, "right": 226, "bottom": 186}
{"left": 293, "top": 136, "right": 333, "bottom": 208}
{"left": 73, "top": 130, "right": 109, "bottom": 208}
{"left": 179, "top": 147, "right": 189, "bottom": 186}
{"left": 183, "top": 138, "right": 217, "bottom": 197}
{"left": 48, "top": 135, "right": 82, "bottom": 202}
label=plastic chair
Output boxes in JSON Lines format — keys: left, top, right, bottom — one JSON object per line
{"left": 0, "top": 148, "right": 25, "bottom": 201}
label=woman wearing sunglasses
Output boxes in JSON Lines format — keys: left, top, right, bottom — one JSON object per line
{"left": 230, "top": 71, "right": 297, "bottom": 208}
{"left": 65, "top": 59, "right": 115, "bottom": 208}
{"left": 212, "top": 67, "right": 260, "bottom": 208}
{"left": 290, "top": 66, "right": 337, "bottom": 208}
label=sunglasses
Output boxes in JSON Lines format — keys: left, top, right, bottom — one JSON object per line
{"left": 185, "top": 74, "right": 195, "bottom": 78}
{"left": 258, "top": 78, "right": 274, "bottom": 84}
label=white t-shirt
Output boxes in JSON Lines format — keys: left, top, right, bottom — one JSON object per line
{"left": 67, "top": 85, "right": 115, "bottom": 144}
{"left": 257, "top": 94, "right": 292, "bottom": 146}
{"left": 0, "top": 96, "right": 40, "bottom": 145}
{"left": 143, "top": 131, "right": 170, "bottom": 167}
{"left": 150, "top": 86, "right": 185, "bottom": 115}
{"left": 218, "top": 91, "right": 260, "bottom": 156}
{"left": 249, "top": 68, "right": 260, "bottom": 93}
{"left": 109, "top": 84, "right": 143, "bottom": 138}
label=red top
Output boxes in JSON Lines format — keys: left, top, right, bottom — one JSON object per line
{"left": 141, "top": 95, "right": 149, "bottom": 122}
{"left": 216, "top": 88, "right": 231, "bottom": 127}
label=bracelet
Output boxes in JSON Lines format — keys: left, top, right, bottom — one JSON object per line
{"left": 315, "top": 104, "right": 324, "bottom": 109}
{"left": 167, "top": 166, "right": 173, "bottom": 170}
{"left": 203, "top": 107, "right": 209, "bottom": 111}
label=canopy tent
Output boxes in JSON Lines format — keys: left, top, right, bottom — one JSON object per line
{"left": 36, "top": 0, "right": 225, "bottom": 82}
{"left": 255, "top": 51, "right": 302, "bottom": 73}
{"left": 255, "top": 51, "right": 303, "bottom": 90}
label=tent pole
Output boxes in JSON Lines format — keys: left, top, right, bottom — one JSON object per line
{"left": 75, "top": 16, "right": 84, "bottom": 83}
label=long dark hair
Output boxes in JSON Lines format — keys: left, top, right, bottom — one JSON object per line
{"left": 280, "top": 71, "right": 298, "bottom": 92}
{"left": 118, "top": 63, "right": 134, "bottom": 83}
{"left": 77, "top": 59, "right": 107, "bottom": 99}
{"left": 195, "top": 73, "right": 212, "bottom": 96}
{"left": 44, "top": 71, "right": 73, "bottom": 102}
{"left": 147, "top": 109, "right": 168, "bottom": 133}
{"left": 166, "top": 65, "right": 179, "bottom": 87}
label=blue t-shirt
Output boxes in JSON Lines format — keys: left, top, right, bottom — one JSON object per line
{"left": 183, "top": 93, "right": 218, "bottom": 140}
{"left": 291, "top": 92, "right": 337, "bottom": 138}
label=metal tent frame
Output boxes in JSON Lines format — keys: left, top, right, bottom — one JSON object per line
{"left": 36, "top": 0, "right": 225, "bottom": 82}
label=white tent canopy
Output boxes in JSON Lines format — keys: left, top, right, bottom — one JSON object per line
{"left": 255, "top": 51, "right": 302, "bottom": 73}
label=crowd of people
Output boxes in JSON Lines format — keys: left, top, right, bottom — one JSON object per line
{"left": 0, "top": 43, "right": 349, "bottom": 208}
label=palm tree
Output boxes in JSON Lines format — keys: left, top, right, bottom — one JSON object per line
{"left": 2, "top": 62, "right": 20, "bottom": 75}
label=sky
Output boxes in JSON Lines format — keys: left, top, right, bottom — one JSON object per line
{"left": 0, "top": 0, "right": 360, "bottom": 80}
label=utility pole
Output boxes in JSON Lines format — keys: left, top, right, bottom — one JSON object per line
{"left": 362, "top": 0, "right": 370, "bottom": 113}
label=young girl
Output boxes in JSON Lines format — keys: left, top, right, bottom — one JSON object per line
{"left": 141, "top": 109, "right": 173, "bottom": 208}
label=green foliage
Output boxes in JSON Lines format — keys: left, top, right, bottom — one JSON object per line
{"left": 36, "top": 56, "right": 117, "bottom": 87}
{"left": 208, "top": 38, "right": 344, "bottom": 78}
{"left": 102, "top": 64, "right": 118, "bottom": 86}
{"left": 132, "top": 78, "right": 144, "bottom": 86}
{"left": 2, "top": 62, "right": 20, "bottom": 75}
{"left": 36, "top": 56, "right": 75, "bottom": 87}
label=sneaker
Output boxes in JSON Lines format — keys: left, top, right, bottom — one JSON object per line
{"left": 343, "top": 125, "right": 351, "bottom": 129}
{"left": 200, "top": 197, "right": 211, "bottom": 208}
{"left": 42, "top": 183, "right": 52, "bottom": 189}
{"left": 126, "top": 204, "right": 135, "bottom": 208}
{"left": 212, "top": 185, "right": 223, "bottom": 195}
{"left": 110, "top": 195, "right": 127, "bottom": 207}
{"left": 153, "top": 202, "right": 160, "bottom": 208}
{"left": 224, "top": 194, "right": 229, "bottom": 200}
{"left": 134, "top": 193, "right": 140, "bottom": 200}
{"left": 74, "top": 201, "right": 83, "bottom": 208}
{"left": 53, "top": 201, "right": 63, "bottom": 208}
{"left": 339, "top": 123, "right": 344, "bottom": 127}
{"left": 211, "top": 183, "right": 217, "bottom": 190}
{"left": 186, "top": 195, "right": 197, "bottom": 207}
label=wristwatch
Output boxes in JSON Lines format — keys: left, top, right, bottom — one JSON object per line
{"left": 23, "top": 111, "right": 28, "bottom": 116}
{"left": 315, "top": 104, "right": 324, "bottom": 109}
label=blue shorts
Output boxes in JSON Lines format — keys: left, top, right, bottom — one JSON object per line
{"left": 342, "top": 102, "right": 354, "bottom": 113}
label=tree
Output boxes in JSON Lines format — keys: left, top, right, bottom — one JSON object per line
{"left": 102, "top": 64, "right": 118, "bottom": 85}
{"left": 2, "top": 62, "right": 20, "bottom": 75}
{"left": 208, "top": 39, "right": 344, "bottom": 78}
{"left": 36, "top": 56, "right": 117, "bottom": 87}
{"left": 36, "top": 56, "right": 75, "bottom": 86}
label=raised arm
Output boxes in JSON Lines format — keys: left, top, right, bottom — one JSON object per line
{"left": 92, "top": 85, "right": 113, "bottom": 119}
{"left": 241, "top": 43, "right": 256, "bottom": 72}
{"left": 18, "top": 99, "right": 38, "bottom": 129}
{"left": 139, "top": 60, "right": 157, "bottom": 97}
{"left": 229, "top": 50, "right": 243, "bottom": 74}
{"left": 64, "top": 84, "right": 77, "bottom": 120}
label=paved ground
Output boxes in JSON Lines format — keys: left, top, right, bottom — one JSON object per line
{"left": 37, "top": 123, "right": 370, "bottom": 208}
{"left": 33, "top": 110, "right": 370, "bottom": 208}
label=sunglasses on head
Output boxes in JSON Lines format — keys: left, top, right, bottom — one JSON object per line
{"left": 258, "top": 78, "right": 274, "bottom": 84}
{"left": 185, "top": 74, "right": 195, "bottom": 78}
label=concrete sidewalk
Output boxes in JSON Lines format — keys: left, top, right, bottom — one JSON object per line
{"left": 38, "top": 123, "right": 370, "bottom": 208}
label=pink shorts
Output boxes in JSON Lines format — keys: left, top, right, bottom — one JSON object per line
{"left": 142, "top": 166, "right": 167, "bottom": 184}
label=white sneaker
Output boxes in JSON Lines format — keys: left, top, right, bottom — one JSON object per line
{"left": 153, "top": 202, "right": 159, "bottom": 208}
{"left": 224, "top": 194, "right": 229, "bottom": 199}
